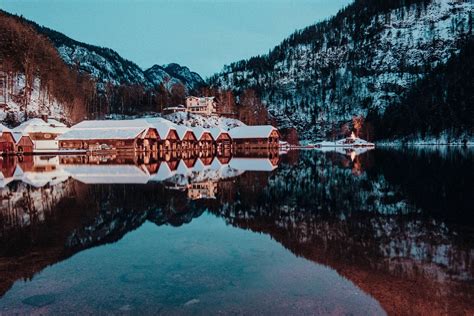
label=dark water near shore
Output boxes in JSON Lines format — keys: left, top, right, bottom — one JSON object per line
{"left": 0, "top": 147, "right": 473, "bottom": 315}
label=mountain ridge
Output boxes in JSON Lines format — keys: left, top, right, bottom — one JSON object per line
{"left": 209, "top": 0, "right": 473, "bottom": 141}
{"left": 0, "top": 9, "right": 205, "bottom": 92}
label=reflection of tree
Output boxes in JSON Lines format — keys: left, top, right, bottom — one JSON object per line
{"left": 0, "top": 149, "right": 473, "bottom": 315}
{"left": 208, "top": 149, "right": 474, "bottom": 315}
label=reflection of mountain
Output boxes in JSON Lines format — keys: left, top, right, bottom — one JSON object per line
{"left": 0, "top": 149, "right": 473, "bottom": 314}
{"left": 210, "top": 149, "right": 474, "bottom": 315}
{"left": 0, "top": 181, "right": 207, "bottom": 297}
{"left": 0, "top": 154, "right": 278, "bottom": 296}
{"left": 0, "top": 154, "right": 280, "bottom": 231}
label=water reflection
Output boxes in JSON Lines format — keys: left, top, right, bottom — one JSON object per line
{"left": 0, "top": 148, "right": 473, "bottom": 314}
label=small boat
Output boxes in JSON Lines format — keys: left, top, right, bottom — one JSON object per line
{"left": 315, "top": 132, "right": 375, "bottom": 148}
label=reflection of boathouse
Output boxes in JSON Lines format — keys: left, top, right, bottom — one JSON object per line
{"left": 191, "top": 127, "right": 214, "bottom": 153}
{"left": 210, "top": 128, "right": 232, "bottom": 156}
{"left": 175, "top": 126, "right": 197, "bottom": 151}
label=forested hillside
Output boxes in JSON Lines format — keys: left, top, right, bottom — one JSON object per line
{"left": 0, "top": 11, "right": 93, "bottom": 123}
{"left": 209, "top": 0, "right": 473, "bottom": 141}
{"left": 369, "top": 37, "right": 473, "bottom": 143}
{"left": 0, "top": 10, "right": 205, "bottom": 124}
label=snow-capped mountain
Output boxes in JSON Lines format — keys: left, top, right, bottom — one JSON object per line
{"left": 162, "top": 63, "right": 205, "bottom": 91}
{"left": 0, "top": 9, "right": 206, "bottom": 125}
{"left": 209, "top": 0, "right": 473, "bottom": 141}
{"left": 144, "top": 63, "right": 205, "bottom": 91}
{"left": 25, "top": 16, "right": 204, "bottom": 92}
{"left": 144, "top": 65, "right": 174, "bottom": 87}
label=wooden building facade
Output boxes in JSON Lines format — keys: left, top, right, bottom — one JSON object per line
{"left": 59, "top": 128, "right": 159, "bottom": 153}
{"left": 14, "top": 134, "right": 34, "bottom": 154}
{"left": 0, "top": 127, "right": 15, "bottom": 155}
{"left": 58, "top": 120, "right": 159, "bottom": 153}
{"left": 230, "top": 126, "right": 280, "bottom": 151}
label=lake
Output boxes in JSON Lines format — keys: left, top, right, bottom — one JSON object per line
{"left": 0, "top": 148, "right": 473, "bottom": 315}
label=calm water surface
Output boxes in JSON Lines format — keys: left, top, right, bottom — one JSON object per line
{"left": 0, "top": 148, "right": 472, "bottom": 315}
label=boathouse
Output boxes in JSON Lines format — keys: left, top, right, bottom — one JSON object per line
{"left": 13, "top": 118, "right": 69, "bottom": 152}
{"left": 0, "top": 124, "right": 15, "bottom": 155}
{"left": 144, "top": 118, "right": 180, "bottom": 152}
{"left": 58, "top": 119, "right": 158, "bottom": 153}
{"left": 229, "top": 125, "right": 280, "bottom": 149}
{"left": 13, "top": 133, "right": 34, "bottom": 154}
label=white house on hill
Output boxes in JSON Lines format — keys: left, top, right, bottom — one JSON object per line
{"left": 185, "top": 96, "right": 217, "bottom": 116}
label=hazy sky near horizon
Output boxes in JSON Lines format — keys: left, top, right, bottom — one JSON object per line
{"left": 1, "top": 0, "right": 351, "bottom": 78}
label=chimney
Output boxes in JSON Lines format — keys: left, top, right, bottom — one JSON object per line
{"left": 41, "top": 114, "right": 48, "bottom": 123}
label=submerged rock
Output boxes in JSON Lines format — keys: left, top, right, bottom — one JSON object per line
{"left": 184, "top": 299, "right": 200, "bottom": 306}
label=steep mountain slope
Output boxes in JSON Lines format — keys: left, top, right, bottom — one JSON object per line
{"left": 0, "top": 11, "right": 93, "bottom": 124}
{"left": 36, "top": 26, "right": 204, "bottom": 92}
{"left": 0, "top": 9, "right": 206, "bottom": 123}
{"left": 0, "top": 10, "right": 204, "bottom": 93}
{"left": 370, "top": 38, "right": 473, "bottom": 142}
{"left": 144, "top": 63, "right": 205, "bottom": 91}
{"left": 209, "top": 0, "right": 472, "bottom": 141}
{"left": 162, "top": 63, "right": 205, "bottom": 91}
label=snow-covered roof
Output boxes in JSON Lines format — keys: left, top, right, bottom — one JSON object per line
{"left": 316, "top": 136, "right": 375, "bottom": 147}
{"left": 143, "top": 117, "right": 177, "bottom": 139}
{"left": 209, "top": 127, "right": 229, "bottom": 140}
{"left": 0, "top": 124, "right": 12, "bottom": 134}
{"left": 58, "top": 128, "right": 146, "bottom": 140}
{"left": 13, "top": 118, "right": 69, "bottom": 134}
{"left": 47, "top": 119, "right": 67, "bottom": 127}
{"left": 12, "top": 132, "right": 30, "bottom": 144}
{"left": 190, "top": 126, "right": 212, "bottom": 140}
{"left": 73, "top": 119, "right": 149, "bottom": 129}
{"left": 164, "top": 105, "right": 185, "bottom": 109}
{"left": 0, "top": 174, "right": 14, "bottom": 189}
{"left": 210, "top": 157, "right": 224, "bottom": 170}
{"left": 229, "top": 158, "right": 277, "bottom": 172}
{"left": 149, "top": 162, "right": 174, "bottom": 181}
{"left": 175, "top": 125, "right": 194, "bottom": 140}
{"left": 21, "top": 170, "right": 70, "bottom": 187}
{"left": 65, "top": 165, "right": 150, "bottom": 184}
{"left": 192, "top": 158, "right": 208, "bottom": 172}
{"left": 59, "top": 119, "right": 157, "bottom": 140}
{"left": 187, "top": 96, "right": 215, "bottom": 101}
{"left": 229, "top": 125, "right": 278, "bottom": 139}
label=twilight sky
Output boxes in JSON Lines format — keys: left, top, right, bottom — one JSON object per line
{"left": 1, "top": 0, "right": 352, "bottom": 78}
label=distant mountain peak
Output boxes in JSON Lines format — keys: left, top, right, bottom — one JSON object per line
{"left": 0, "top": 10, "right": 205, "bottom": 93}
{"left": 209, "top": 0, "right": 473, "bottom": 141}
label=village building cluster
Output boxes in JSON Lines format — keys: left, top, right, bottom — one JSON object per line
{"left": 0, "top": 113, "right": 280, "bottom": 157}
